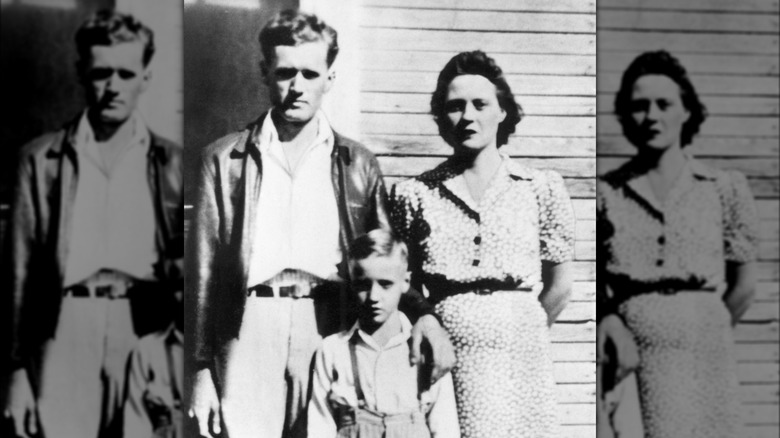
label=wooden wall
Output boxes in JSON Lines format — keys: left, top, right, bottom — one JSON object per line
{"left": 598, "top": 0, "right": 780, "bottom": 437}
{"left": 355, "top": 1, "right": 598, "bottom": 435}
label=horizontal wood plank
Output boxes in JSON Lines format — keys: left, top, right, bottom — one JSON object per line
{"left": 362, "top": 71, "right": 596, "bottom": 95}
{"left": 599, "top": 31, "right": 778, "bottom": 55}
{"left": 361, "top": 7, "right": 596, "bottom": 33}
{"left": 360, "top": 28, "right": 596, "bottom": 54}
{"left": 360, "top": 0, "right": 597, "bottom": 13}
{"left": 359, "top": 50, "right": 596, "bottom": 75}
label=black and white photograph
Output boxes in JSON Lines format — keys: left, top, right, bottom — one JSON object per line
{"left": 596, "top": 1, "right": 779, "bottom": 437}
{"left": 1, "top": 0, "right": 184, "bottom": 437}
{"left": 183, "top": 1, "right": 596, "bottom": 437}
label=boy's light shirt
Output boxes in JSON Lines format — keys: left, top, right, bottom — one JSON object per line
{"left": 308, "top": 312, "right": 460, "bottom": 438}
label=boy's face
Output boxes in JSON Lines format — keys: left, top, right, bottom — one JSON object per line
{"left": 352, "top": 253, "right": 410, "bottom": 329}
{"left": 263, "top": 41, "right": 334, "bottom": 125}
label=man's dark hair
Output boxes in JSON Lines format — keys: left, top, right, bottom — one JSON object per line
{"left": 75, "top": 9, "right": 155, "bottom": 67}
{"left": 259, "top": 9, "right": 339, "bottom": 67}
{"left": 614, "top": 50, "right": 707, "bottom": 148}
{"left": 430, "top": 50, "right": 523, "bottom": 148}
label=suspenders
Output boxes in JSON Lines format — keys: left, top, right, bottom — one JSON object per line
{"left": 165, "top": 333, "right": 182, "bottom": 410}
{"left": 349, "top": 332, "right": 367, "bottom": 409}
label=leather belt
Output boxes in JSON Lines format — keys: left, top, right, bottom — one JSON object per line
{"left": 64, "top": 283, "right": 130, "bottom": 299}
{"left": 247, "top": 283, "right": 315, "bottom": 299}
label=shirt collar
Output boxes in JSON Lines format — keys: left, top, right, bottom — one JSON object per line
{"left": 347, "top": 312, "right": 412, "bottom": 351}
{"left": 72, "top": 110, "right": 150, "bottom": 152}
{"left": 163, "top": 323, "right": 183, "bottom": 345}
{"left": 257, "top": 109, "right": 335, "bottom": 155}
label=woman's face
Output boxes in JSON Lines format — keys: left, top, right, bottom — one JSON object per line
{"left": 629, "top": 74, "right": 690, "bottom": 151}
{"left": 444, "top": 74, "right": 506, "bottom": 152}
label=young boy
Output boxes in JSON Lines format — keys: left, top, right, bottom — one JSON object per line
{"left": 123, "top": 290, "right": 184, "bottom": 438}
{"left": 308, "top": 229, "right": 460, "bottom": 438}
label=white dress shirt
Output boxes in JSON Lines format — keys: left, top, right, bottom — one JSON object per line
{"left": 64, "top": 111, "right": 157, "bottom": 286}
{"left": 246, "top": 111, "right": 341, "bottom": 286}
{"left": 308, "top": 313, "right": 461, "bottom": 438}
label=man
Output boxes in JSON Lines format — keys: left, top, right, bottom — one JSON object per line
{"left": 187, "top": 9, "right": 454, "bottom": 438}
{"left": 3, "top": 10, "right": 183, "bottom": 438}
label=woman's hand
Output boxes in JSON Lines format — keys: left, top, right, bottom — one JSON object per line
{"left": 597, "top": 314, "right": 640, "bottom": 383}
{"left": 539, "top": 261, "right": 573, "bottom": 326}
{"left": 410, "top": 314, "right": 456, "bottom": 384}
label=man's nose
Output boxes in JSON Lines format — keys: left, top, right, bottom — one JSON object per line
{"left": 105, "top": 72, "right": 121, "bottom": 92}
{"left": 289, "top": 72, "right": 304, "bottom": 92}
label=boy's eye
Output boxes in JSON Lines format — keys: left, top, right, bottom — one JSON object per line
{"left": 378, "top": 280, "right": 394, "bottom": 289}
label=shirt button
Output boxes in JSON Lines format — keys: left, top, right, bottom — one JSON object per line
{"left": 656, "top": 259, "right": 663, "bottom": 267}
{"left": 657, "top": 236, "right": 665, "bottom": 244}
{"left": 474, "top": 236, "right": 481, "bottom": 244}
{"left": 472, "top": 259, "right": 480, "bottom": 266}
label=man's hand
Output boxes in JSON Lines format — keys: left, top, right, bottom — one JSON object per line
{"left": 187, "top": 368, "right": 221, "bottom": 438}
{"left": 3, "top": 368, "right": 38, "bottom": 438}
{"left": 597, "top": 314, "right": 640, "bottom": 383}
{"left": 410, "top": 314, "right": 456, "bottom": 384}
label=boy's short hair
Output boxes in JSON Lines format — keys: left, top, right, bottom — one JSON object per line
{"left": 75, "top": 9, "right": 155, "bottom": 67}
{"left": 258, "top": 9, "right": 339, "bottom": 67}
{"left": 348, "top": 229, "right": 408, "bottom": 272}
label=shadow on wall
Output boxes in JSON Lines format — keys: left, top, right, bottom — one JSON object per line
{"left": 183, "top": 0, "right": 295, "bottom": 203}
{"left": 0, "top": 0, "right": 111, "bottom": 201}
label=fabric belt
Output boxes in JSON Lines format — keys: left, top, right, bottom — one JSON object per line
{"left": 337, "top": 408, "right": 427, "bottom": 428}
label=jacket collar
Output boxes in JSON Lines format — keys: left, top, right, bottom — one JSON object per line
{"left": 54, "top": 111, "right": 170, "bottom": 164}
{"left": 238, "top": 111, "right": 350, "bottom": 164}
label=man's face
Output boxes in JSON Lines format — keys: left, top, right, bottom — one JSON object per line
{"left": 351, "top": 253, "right": 410, "bottom": 330}
{"left": 263, "top": 41, "right": 334, "bottom": 124}
{"left": 80, "top": 41, "right": 150, "bottom": 125}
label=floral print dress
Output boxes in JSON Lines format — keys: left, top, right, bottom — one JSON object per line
{"left": 597, "top": 156, "right": 760, "bottom": 438}
{"left": 390, "top": 155, "right": 575, "bottom": 438}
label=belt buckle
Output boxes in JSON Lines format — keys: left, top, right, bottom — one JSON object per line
{"left": 474, "top": 288, "right": 493, "bottom": 295}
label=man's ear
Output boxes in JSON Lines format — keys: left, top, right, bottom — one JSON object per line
{"left": 324, "top": 66, "right": 336, "bottom": 93}
{"left": 140, "top": 67, "right": 152, "bottom": 93}
{"left": 402, "top": 270, "right": 411, "bottom": 293}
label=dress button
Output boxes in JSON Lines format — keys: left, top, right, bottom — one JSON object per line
{"left": 472, "top": 259, "right": 480, "bottom": 266}
{"left": 656, "top": 259, "right": 663, "bottom": 266}
{"left": 657, "top": 236, "right": 665, "bottom": 244}
{"left": 474, "top": 236, "right": 481, "bottom": 244}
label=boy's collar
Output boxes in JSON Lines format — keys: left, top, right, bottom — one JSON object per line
{"left": 348, "top": 312, "right": 412, "bottom": 351}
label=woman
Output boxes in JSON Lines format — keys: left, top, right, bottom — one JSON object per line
{"left": 389, "top": 50, "right": 575, "bottom": 438}
{"left": 596, "top": 51, "right": 759, "bottom": 438}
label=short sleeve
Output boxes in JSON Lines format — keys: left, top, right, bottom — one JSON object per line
{"left": 720, "top": 171, "right": 760, "bottom": 263}
{"left": 538, "top": 171, "right": 576, "bottom": 263}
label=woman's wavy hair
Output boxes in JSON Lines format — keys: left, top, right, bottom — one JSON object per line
{"left": 614, "top": 50, "right": 707, "bottom": 148}
{"left": 430, "top": 51, "right": 523, "bottom": 148}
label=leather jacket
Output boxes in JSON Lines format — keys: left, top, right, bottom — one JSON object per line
{"left": 187, "top": 114, "right": 432, "bottom": 365}
{"left": 5, "top": 115, "right": 184, "bottom": 368}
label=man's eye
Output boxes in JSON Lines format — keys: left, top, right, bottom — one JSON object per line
{"left": 378, "top": 280, "right": 394, "bottom": 289}
{"left": 657, "top": 100, "right": 670, "bottom": 110}
{"left": 474, "top": 101, "right": 486, "bottom": 110}
{"left": 275, "top": 68, "right": 297, "bottom": 80}
{"left": 87, "top": 68, "right": 113, "bottom": 80}
{"left": 118, "top": 70, "right": 137, "bottom": 80}
{"left": 302, "top": 70, "right": 320, "bottom": 80}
